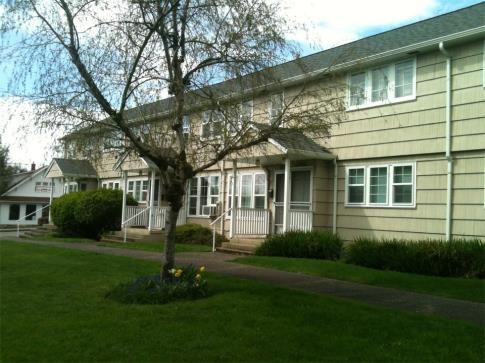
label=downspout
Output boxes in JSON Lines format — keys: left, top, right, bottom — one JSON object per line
{"left": 220, "top": 160, "right": 225, "bottom": 236}
{"left": 332, "top": 158, "right": 338, "bottom": 234}
{"left": 439, "top": 41, "right": 453, "bottom": 241}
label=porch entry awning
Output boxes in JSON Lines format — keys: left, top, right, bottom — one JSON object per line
{"left": 113, "top": 152, "right": 158, "bottom": 172}
{"left": 44, "top": 158, "right": 98, "bottom": 179}
{"left": 235, "top": 127, "right": 335, "bottom": 165}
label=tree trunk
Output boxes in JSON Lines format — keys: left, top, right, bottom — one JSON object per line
{"left": 160, "top": 194, "right": 183, "bottom": 278}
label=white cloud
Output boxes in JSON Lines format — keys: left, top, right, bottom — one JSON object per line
{"left": 0, "top": 97, "right": 62, "bottom": 168}
{"left": 278, "top": 0, "right": 438, "bottom": 49}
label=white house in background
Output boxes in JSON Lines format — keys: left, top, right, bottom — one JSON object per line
{"left": 0, "top": 165, "right": 63, "bottom": 225}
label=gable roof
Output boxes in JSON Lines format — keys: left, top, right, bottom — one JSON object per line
{"left": 117, "top": 3, "right": 485, "bottom": 122}
{"left": 1, "top": 166, "right": 49, "bottom": 197}
{"left": 45, "top": 158, "right": 98, "bottom": 179}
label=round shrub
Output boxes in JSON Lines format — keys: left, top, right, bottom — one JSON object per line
{"left": 256, "top": 231, "right": 343, "bottom": 260}
{"left": 106, "top": 265, "right": 208, "bottom": 304}
{"left": 51, "top": 192, "right": 83, "bottom": 236}
{"left": 52, "top": 189, "right": 131, "bottom": 239}
{"left": 175, "top": 223, "right": 226, "bottom": 246}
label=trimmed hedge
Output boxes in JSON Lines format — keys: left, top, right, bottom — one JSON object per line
{"left": 345, "top": 237, "right": 485, "bottom": 278}
{"left": 52, "top": 189, "right": 136, "bottom": 239}
{"left": 255, "top": 231, "right": 343, "bottom": 260}
{"left": 175, "top": 224, "right": 226, "bottom": 246}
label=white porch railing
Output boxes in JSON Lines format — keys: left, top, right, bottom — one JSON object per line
{"left": 288, "top": 209, "right": 313, "bottom": 232}
{"left": 233, "top": 208, "right": 270, "bottom": 235}
{"left": 124, "top": 206, "right": 186, "bottom": 229}
{"left": 209, "top": 208, "right": 232, "bottom": 252}
{"left": 124, "top": 206, "right": 150, "bottom": 227}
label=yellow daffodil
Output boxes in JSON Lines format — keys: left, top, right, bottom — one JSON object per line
{"left": 199, "top": 266, "right": 205, "bottom": 273}
{"left": 174, "top": 269, "right": 183, "bottom": 277}
{"left": 195, "top": 274, "right": 201, "bottom": 280}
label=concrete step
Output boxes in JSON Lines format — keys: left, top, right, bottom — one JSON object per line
{"left": 218, "top": 238, "right": 265, "bottom": 254}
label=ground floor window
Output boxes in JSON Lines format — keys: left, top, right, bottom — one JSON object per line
{"left": 228, "top": 172, "right": 267, "bottom": 214}
{"left": 102, "top": 181, "right": 120, "bottom": 190}
{"left": 345, "top": 162, "right": 415, "bottom": 207}
{"left": 188, "top": 175, "right": 220, "bottom": 216}
{"left": 127, "top": 179, "right": 148, "bottom": 202}
{"left": 8, "top": 204, "right": 20, "bottom": 220}
{"left": 25, "top": 204, "right": 37, "bottom": 220}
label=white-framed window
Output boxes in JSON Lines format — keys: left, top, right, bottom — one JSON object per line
{"left": 102, "top": 181, "right": 120, "bottom": 190}
{"left": 182, "top": 115, "right": 190, "bottom": 136}
{"left": 188, "top": 175, "right": 220, "bottom": 217}
{"left": 227, "top": 172, "right": 267, "bottom": 216}
{"left": 64, "top": 182, "right": 78, "bottom": 193}
{"left": 348, "top": 58, "right": 416, "bottom": 109}
{"left": 368, "top": 166, "right": 388, "bottom": 205}
{"left": 482, "top": 39, "right": 485, "bottom": 88}
{"left": 345, "top": 163, "right": 415, "bottom": 207}
{"left": 202, "top": 110, "right": 223, "bottom": 139}
{"left": 347, "top": 167, "right": 365, "bottom": 204}
{"left": 35, "top": 181, "right": 54, "bottom": 193}
{"left": 269, "top": 93, "right": 284, "bottom": 123}
{"left": 127, "top": 179, "right": 148, "bottom": 202}
{"left": 104, "top": 130, "right": 124, "bottom": 150}
{"left": 230, "top": 100, "right": 253, "bottom": 134}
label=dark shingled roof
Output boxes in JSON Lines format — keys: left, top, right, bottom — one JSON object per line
{"left": 119, "top": 3, "right": 485, "bottom": 121}
{"left": 269, "top": 128, "right": 328, "bottom": 154}
{"left": 53, "top": 158, "right": 98, "bottom": 178}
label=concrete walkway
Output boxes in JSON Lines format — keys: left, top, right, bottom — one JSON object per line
{"left": 3, "top": 238, "right": 484, "bottom": 327}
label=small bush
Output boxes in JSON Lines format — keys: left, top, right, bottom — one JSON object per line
{"left": 52, "top": 189, "right": 130, "bottom": 239}
{"left": 106, "top": 265, "right": 208, "bottom": 304}
{"left": 256, "top": 231, "right": 343, "bottom": 260}
{"left": 345, "top": 237, "right": 485, "bottom": 278}
{"left": 175, "top": 224, "right": 226, "bottom": 246}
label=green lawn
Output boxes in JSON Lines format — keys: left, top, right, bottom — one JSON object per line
{"left": 1, "top": 241, "right": 483, "bottom": 362}
{"left": 234, "top": 256, "right": 485, "bottom": 303}
{"left": 28, "top": 233, "right": 212, "bottom": 253}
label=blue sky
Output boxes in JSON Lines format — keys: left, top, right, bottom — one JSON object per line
{"left": 0, "top": 0, "right": 483, "bottom": 167}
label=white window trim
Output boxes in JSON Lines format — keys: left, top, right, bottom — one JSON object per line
{"left": 182, "top": 115, "right": 190, "bottom": 135}
{"left": 226, "top": 171, "right": 267, "bottom": 218}
{"left": 201, "top": 110, "right": 223, "bottom": 140}
{"left": 482, "top": 39, "right": 485, "bottom": 88}
{"left": 345, "top": 162, "right": 416, "bottom": 208}
{"left": 127, "top": 178, "right": 149, "bottom": 202}
{"left": 345, "top": 166, "right": 366, "bottom": 205}
{"left": 268, "top": 92, "right": 284, "bottom": 123}
{"left": 367, "top": 165, "right": 389, "bottom": 206}
{"left": 187, "top": 173, "right": 221, "bottom": 217}
{"left": 347, "top": 57, "right": 417, "bottom": 111}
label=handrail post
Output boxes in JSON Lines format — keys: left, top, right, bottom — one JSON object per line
{"left": 212, "top": 224, "right": 216, "bottom": 252}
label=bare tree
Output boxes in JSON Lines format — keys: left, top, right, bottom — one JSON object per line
{"left": 1, "top": 0, "right": 346, "bottom": 277}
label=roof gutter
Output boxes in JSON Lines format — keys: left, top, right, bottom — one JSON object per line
{"left": 438, "top": 41, "right": 453, "bottom": 241}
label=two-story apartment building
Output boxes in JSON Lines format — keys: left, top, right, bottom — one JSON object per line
{"left": 46, "top": 4, "right": 485, "bottom": 243}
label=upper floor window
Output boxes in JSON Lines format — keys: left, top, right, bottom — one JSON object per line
{"left": 35, "top": 181, "right": 54, "bottom": 193}
{"left": 348, "top": 58, "right": 416, "bottom": 109}
{"left": 104, "top": 130, "right": 124, "bottom": 150}
{"left": 345, "top": 163, "right": 415, "bottom": 208}
{"left": 182, "top": 115, "right": 190, "bottom": 136}
{"left": 269, "top": 93, "right": 284, "bottom": 123}
{"left": 202, "top": 110, "right": 223, "bottom": 139}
